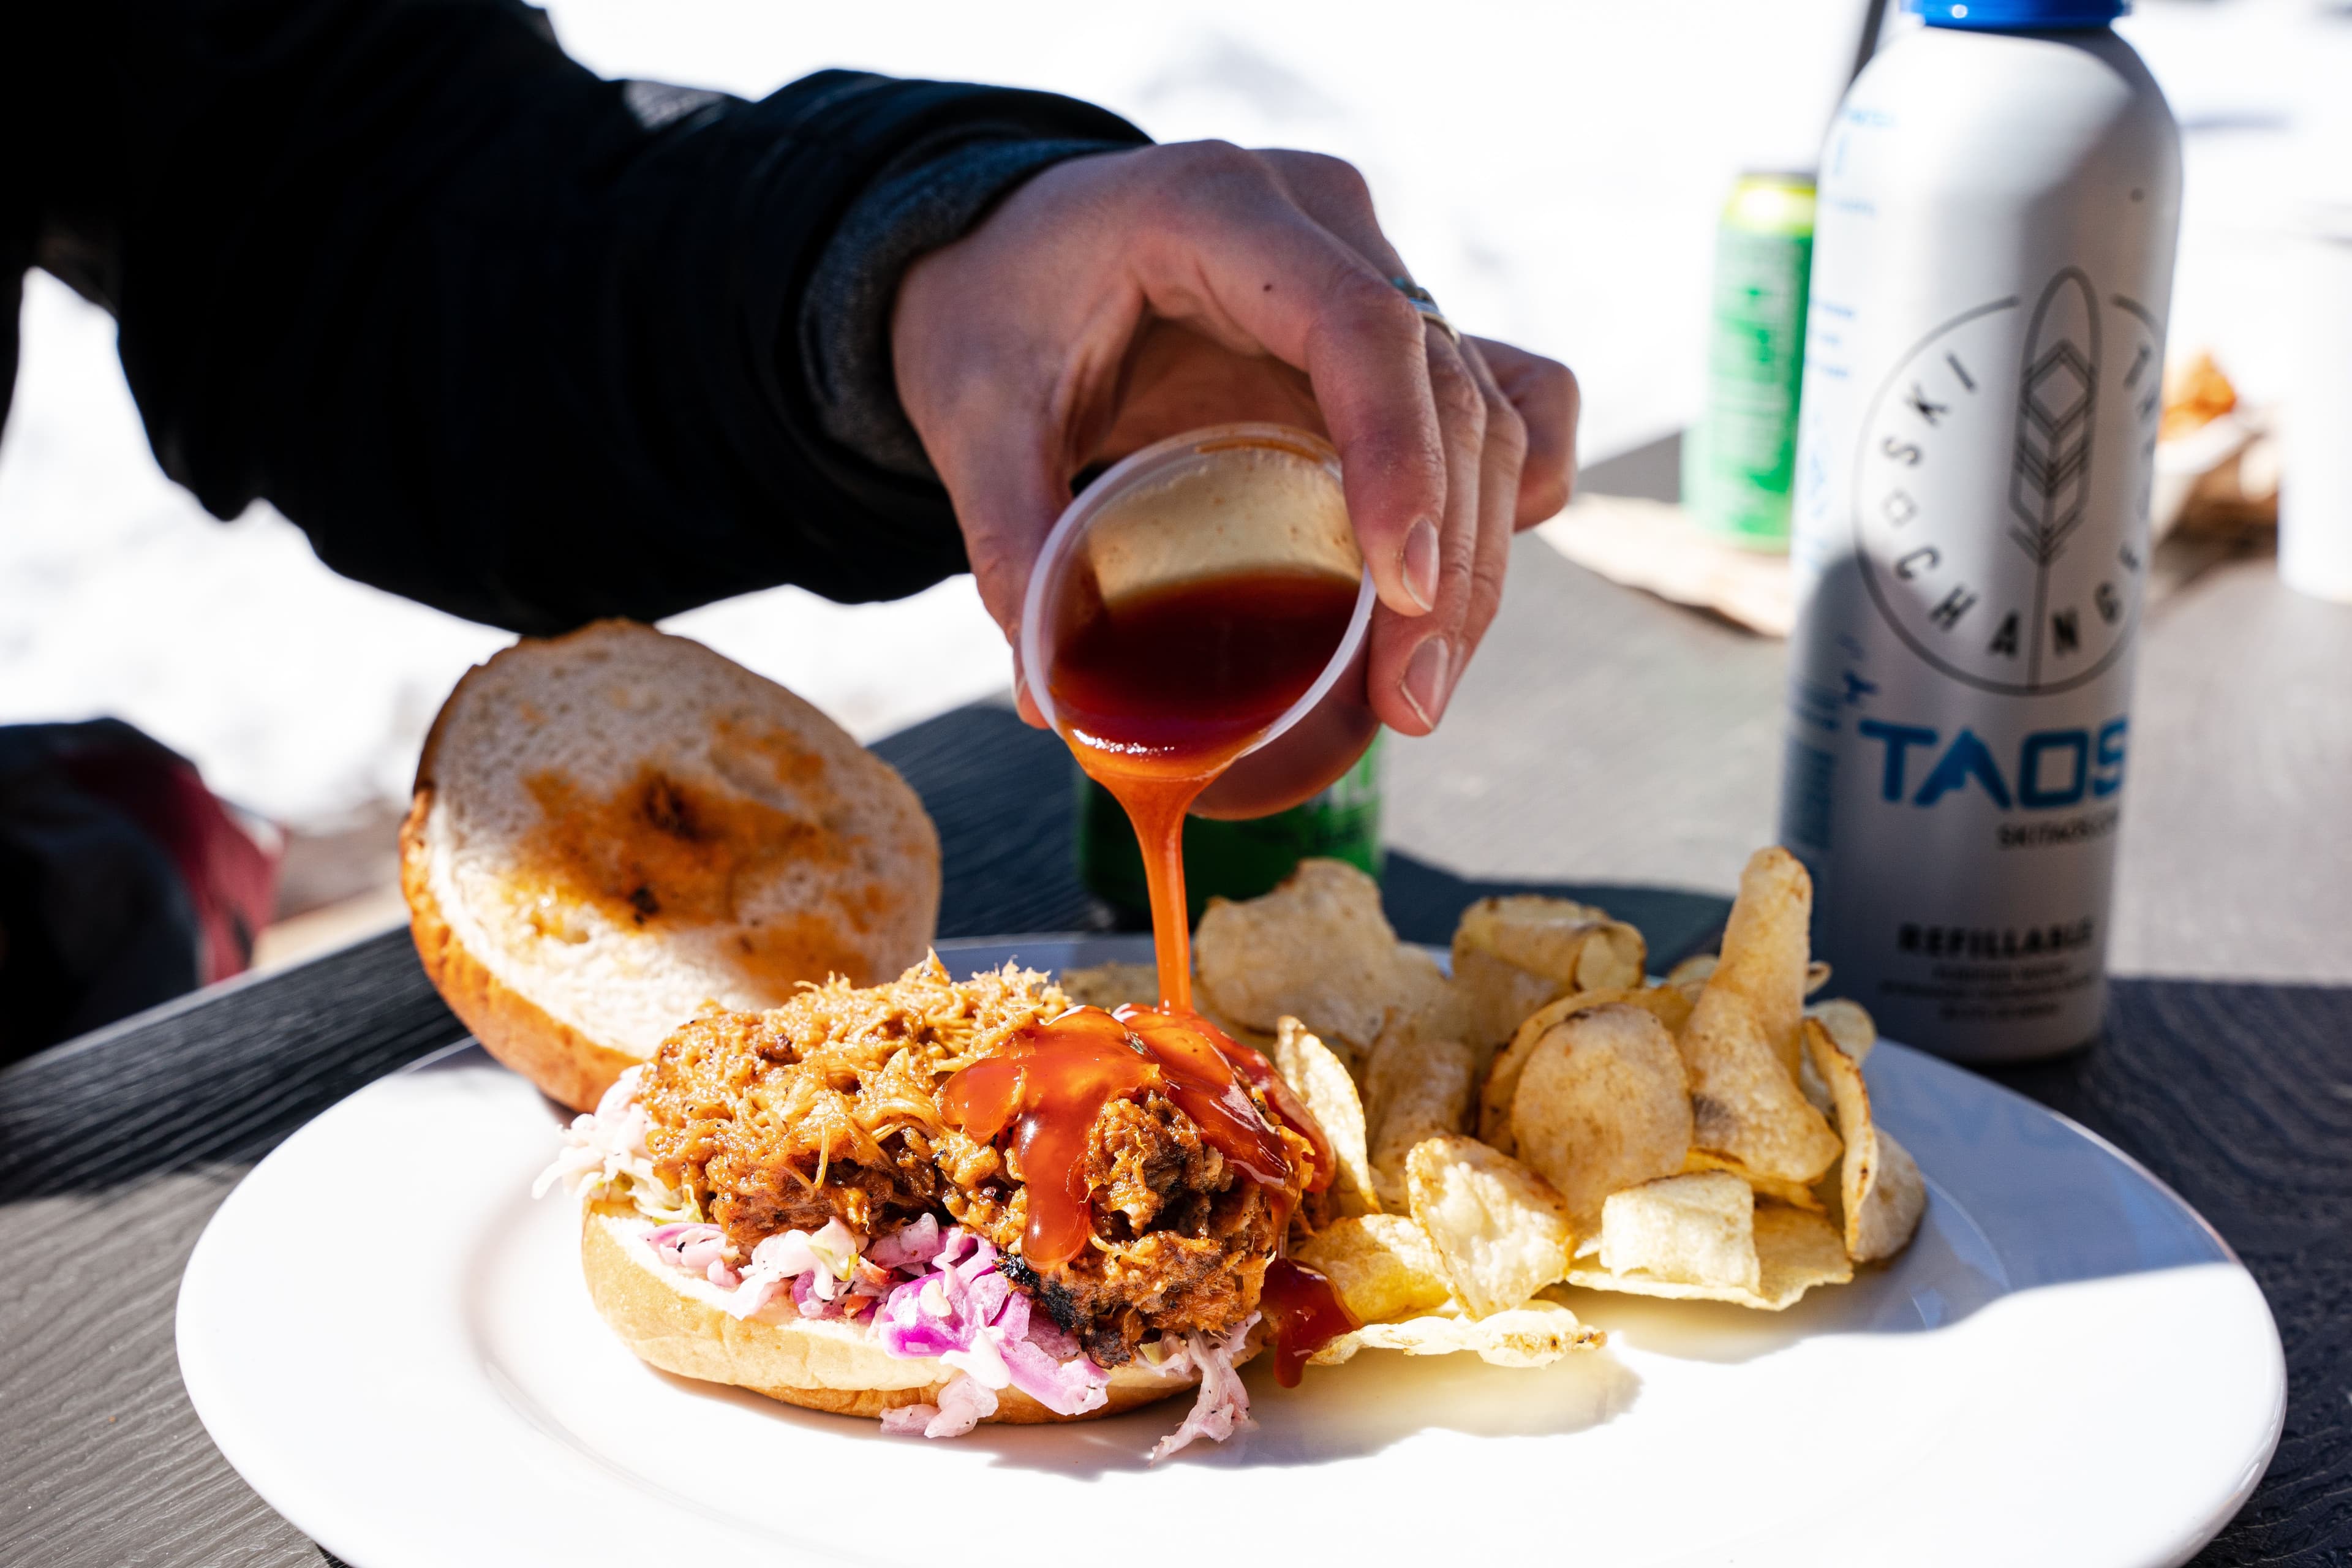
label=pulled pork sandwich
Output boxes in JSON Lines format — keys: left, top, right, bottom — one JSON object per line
{"left": 538, "top": 957, "right": 1335, "bottom": 1458}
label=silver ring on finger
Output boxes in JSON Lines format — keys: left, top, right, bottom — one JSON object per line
{"left": 1390, "top": 277, "right": 1462, "bottom": 345}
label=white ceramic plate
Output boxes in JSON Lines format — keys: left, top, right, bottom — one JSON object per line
{"left": 179, "top": 936, "right": 2284, "bottom": 1568}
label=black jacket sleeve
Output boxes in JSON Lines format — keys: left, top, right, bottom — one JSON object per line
{"left": 9, "top": 1, "right": 1145, "bottom": 632}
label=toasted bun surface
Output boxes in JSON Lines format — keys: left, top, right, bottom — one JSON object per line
{"left": 581, "top": 1202, "right": 1214, "bottom": 1423}
{"left": 403, "top": 620, "right": 940, "bottom": 1111}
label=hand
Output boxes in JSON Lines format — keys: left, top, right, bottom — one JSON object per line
{"left": 891, "top": 142, "right": 1578, "bottom": 736}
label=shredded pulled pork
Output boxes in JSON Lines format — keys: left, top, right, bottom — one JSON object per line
{"left": 637, "top": 957, "right": 1303, "bottom": 1369}
{"left": 642, "top": 958, "right": 1060, "bottom": 1243}
{"left": 977, "top": 1096, "right": 1285, "bottom": 1367}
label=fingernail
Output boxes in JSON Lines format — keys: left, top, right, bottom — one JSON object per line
{"left": 1401, "top": 636, "right": 1451, "bottom": 731}
{"left": 1400, "top": 519, "right": 1440, "bottom": 612}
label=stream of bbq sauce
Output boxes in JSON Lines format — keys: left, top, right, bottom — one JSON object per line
{"left": 963, "top": 563, "right": 1362, "bottom": 1374}
{"left": 1046, "top": 568, "right": 1359, "bottom": 1011}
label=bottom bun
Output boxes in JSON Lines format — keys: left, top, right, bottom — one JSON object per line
{"left": 581, "top": 1201, "right": 1227, "bottom": 1423}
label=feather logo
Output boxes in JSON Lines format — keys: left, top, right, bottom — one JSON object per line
{"left": 2007, "top": 269, "right": 2100, "bottom": 565}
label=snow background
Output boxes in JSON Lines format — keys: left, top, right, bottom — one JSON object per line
{"left": 0, "top": 0, "right": 2339, "bottom": 833}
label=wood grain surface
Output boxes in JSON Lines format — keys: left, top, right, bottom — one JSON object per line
{"left": 0, "top": 930, "right": 466, "bottom": 1568}
{"left": 4, "top": 522, "right": 2348, "bottom": 1564}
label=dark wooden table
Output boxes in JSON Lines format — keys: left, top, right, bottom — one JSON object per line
{"left": 4, "top": 442, "right": 2349, "bottom": 1564}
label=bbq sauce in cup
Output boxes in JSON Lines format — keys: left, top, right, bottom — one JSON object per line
{"left": 1022, "top": 426, "right": 1376, "bottom": 1010}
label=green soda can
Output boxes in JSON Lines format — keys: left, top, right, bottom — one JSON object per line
{"left": 1684, "top": 170, "right": 1816, "bottom": 550}
{"left": 1076, "top": 731, "right": 1385, "bottom": 924}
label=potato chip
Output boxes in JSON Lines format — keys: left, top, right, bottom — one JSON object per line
{"left": 1291, "top": 1213, "right": 1451, "bottom": 1325}
{"left": 1851, "top": 1131, "right": 1925, "bottom": 1261}
{"left": 1450, "top": 948, "right": 1567, "bottom": 1057}
{"left": 1194, "top": 858, "right": 1427, "bottom": 1052}
{"left": 1404, "top": 1135, "right": 1574, "bottom": 1317}
{"left": 1633, "top": 984, "right": 1701, "bottom": 1036}
{"left": 1805, "top": 1017, "right": 1926, "bottom": 1262}
{"left": 1275, "top": 1017, "right": 1380, "bottom": 1216}
{"left": 1478, "top": 985, "right": 1696, "bottom": 1151}
{"left": 1664, "top": 952, "right": 1716, "bottom": 998}
{"left": 1751, "top": 1204, "right": 1855, "bottom": 1300}
{"left": 1806, "top": 996, "right": 1877, "bottom": 1066}
{"left": 1677, "top": 990, "right": 1842, "bottom": 1187}
{"left": 1389, "top": 944, "right": 1463, "bottom": 1047}
{"left": 1708, "top": 847, "right": 1814, "bottom": 1080}
{"left": 1451, "top": 895, "right": 1646, "bottom": 1046}
{"left": 1312, "top": 1298, "right": 1603, "bottom": 1368}
{"left": 1507, "top": 1003, "right": 1692, "bottom": 1229}
{"left": 1056, "top": 961, "right": 1160, "bottom": 1012}
{"left": 1668, "top": 952, "right": 1830, "bottom": 1003}
{"left": 1679, "top": 1148, "right": 1826, "bottom": 1212}
{"left": 1566, "top": 1195, "right": 1852, "bottom": 1310}
{"left": 1365, "top": 1020, "right": 1482, "bottom": 1205}
{"left": 1594, "top": 1171, "right": 1760, "bottom": 1291}
{"left": 1453, "top": 895, "right": 1640, "bottom": 984}
{"left": 1796, "top": 1054, "right": 1834, "bottom": 1117}
{"left": 1676, "top": 851, "right": 1842, "bottom": 1186}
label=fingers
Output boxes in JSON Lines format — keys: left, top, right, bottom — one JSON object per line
{"left": 890, "top": 140, "right": 1569, "bottom": 739}
{"left": 1121, "top": 143, "right": 1446, "bottom": 622}
{"left": 1249, "top": 153, "right": 1529, "bottom": 733}
{"left": 1470, "top": 336, "right": 1579, "bottom": 527}
{"left": 1240, "top": 154, "right": 1555, "bottom": 731}
{"left": 1366, "top": 330, "right": 1498, "bottom": 735}
{"left": 1258, "top": 151, "right": 1411, "bottom": 284}
{"left": 1458, "top": 342, "right": 1525, "bottom": 666}
{"left": 1251, "top": 152, "right": 1452, "bottom": 623}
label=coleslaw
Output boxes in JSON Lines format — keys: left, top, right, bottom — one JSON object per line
{"left": 538, "top": 1066, "right": 1254, "bottom": 1458}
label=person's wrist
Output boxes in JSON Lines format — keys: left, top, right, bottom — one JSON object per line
{"left": 801, "top": 136, "right": 1136, "bottom": 481}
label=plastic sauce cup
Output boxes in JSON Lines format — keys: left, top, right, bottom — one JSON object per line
{"left": 1019, "top": 424, "right": 1380, "bottom": 820}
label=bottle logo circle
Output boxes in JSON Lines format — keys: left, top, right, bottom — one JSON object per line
{"left": 1852, "top": 269, "right": 2163, "bottom": 696}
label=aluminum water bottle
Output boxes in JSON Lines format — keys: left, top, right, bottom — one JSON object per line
{"left": 1778, "top": 0, "right": 2180, "bottom": 1061}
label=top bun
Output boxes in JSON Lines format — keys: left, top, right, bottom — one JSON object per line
{"left": 401, "top": 620, "right": 940, "bottom": 1110}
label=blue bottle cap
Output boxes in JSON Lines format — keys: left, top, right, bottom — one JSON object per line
{"left": 1910, "top": 0, "right": 2127, "bottom": 27}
